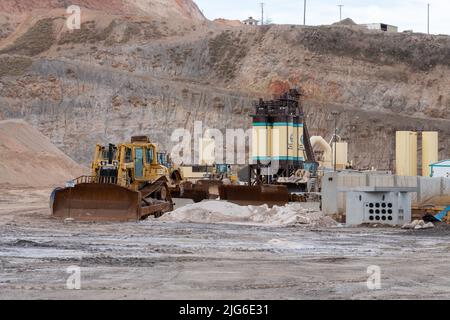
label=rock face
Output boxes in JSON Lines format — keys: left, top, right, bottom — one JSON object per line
{"left": 0, "top": 0, "right": 205, "bottom": 20}
{"left": 0, "top": 0, "right": 126, "bottom": 14}
{"left": 0, "top": 1, "right": 449, "bottom": 170}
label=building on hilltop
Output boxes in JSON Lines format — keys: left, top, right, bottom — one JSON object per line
{"left": 363, "top": 23, "right": 398, "bottom": 32}
{"left": 243, "top": 17, "right": 259, "bottom": 26}
{"left": 332, "top": 18, "right": 398, "bottom": 33}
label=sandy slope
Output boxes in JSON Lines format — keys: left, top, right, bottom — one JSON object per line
{"left": 0, "top": 119, "right": 85, "bottom": 187}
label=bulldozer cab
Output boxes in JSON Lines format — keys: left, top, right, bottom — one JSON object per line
{"left": 91, "top": 138, "right": 169, "bottom": 189}
{"left": 128, "top": 144, "right": 167, "bottom": 184}
{"left": 131, "top": 145, "right": 153, "bottom": 180}
{"left": 134, "top": 148, "right": 144, "bottom": 178}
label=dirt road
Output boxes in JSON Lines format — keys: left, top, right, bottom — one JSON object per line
{"left": 1, "top": 187, "right": 449, "bottom": 300}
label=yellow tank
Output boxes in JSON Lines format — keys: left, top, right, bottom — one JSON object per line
{"left": 396, "top": 131, "right": 418, "bottom": 176}
{"left": 252, "top": 121, "right": 272, "bottom": 162}
{"left": 252, "top": 121, "right": 306, "bottom": 162}
{"left": 271, "top": 122, "right": 288, "bottom": 161}
{"left": 297, "top": 123, "right": 305, "bottom": 161}
{"left": 331, "top": 142, "right": 348, "bottom": 170}
{"left": 422, "top": 132, "right": 438, "bottom": 177}
{"left": 288, "top": 121, "right": 296, "bottom": 161}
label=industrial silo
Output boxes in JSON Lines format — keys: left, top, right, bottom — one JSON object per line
{"left": 396, "top": 131, "right": 418, "bottom": 176}
{"left": 251, "top": 100, "right": 271, "bottom": 163}
{"left": 422, "top": 131, "right": 438, "bottom": 177}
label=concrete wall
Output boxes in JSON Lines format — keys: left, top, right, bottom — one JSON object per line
{"left": 443, "top": 178, "right": 450, "bottom": 197}
{"left": 418, "top": 177, "right": 441, "bottom": 203}
{"left": 322, "top": 171, "right": 450, "bottom": 215}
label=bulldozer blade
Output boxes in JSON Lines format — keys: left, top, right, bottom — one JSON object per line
{"left": 51, "top": 183, "right": 143, "bottom": 222}
{"left": 172, "top": 181, "right": 210, "bottom": 203}
{"left": 195, "top": 180, "right": 223, "bottom": 198}
{"left": 219, "top": 185, "right": 290, "bottom": 207}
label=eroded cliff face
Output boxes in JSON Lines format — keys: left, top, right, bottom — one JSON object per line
{"left": 0, "top": 3, "right": 448, "bottom": 169}
{"left": 0, "top": 0, "right": 205, "bottom": 19}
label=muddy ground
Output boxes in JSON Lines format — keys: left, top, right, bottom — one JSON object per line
{"left": 1, "top": 187, "right": 450, "bottom": 300}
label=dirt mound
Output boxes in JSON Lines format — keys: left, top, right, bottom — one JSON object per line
{"left": 332, "top": 18, "right": 357, "bottom": 26}
{"left": 213, "top": 19, "right": 242, "bottom": 27}
{"left": 0, "top": 119, "right": 85, "bottom": 187}
{"left": 159, "top": 201, "right": 337, "bottom": 227}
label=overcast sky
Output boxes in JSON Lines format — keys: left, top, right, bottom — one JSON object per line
{"left": 194, "top": 0, "right": 449, "bottom": 35}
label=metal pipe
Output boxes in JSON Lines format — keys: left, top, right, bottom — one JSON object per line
{"left": 260, "top": 2, "right": 264, "bottom": 25}
{"left": 334, "top": 118, "right": 337, "bottom": 172}
{"left": 338, "top": 5, "right": 344, "bottom": 21}
{"left": 331, "top": 111, "right": 340, "bottom": 172}
{"left": 303, "top": 0, "right": 307, "bottom": 25}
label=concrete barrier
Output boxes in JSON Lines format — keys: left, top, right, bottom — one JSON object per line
{"left": 443, "top": 178, "right": 450, "bottom": 196}
{"left": 369, "top": 175, "right": 395, "bottom": 187}
{"left": 395, "top": 176, "right": 418, "bottom": 203}
{"left": 417, "top": 177, "right": 441, "bottom": 203}
{"left": 322, "top": 171, "right": 450, "bottom": 215}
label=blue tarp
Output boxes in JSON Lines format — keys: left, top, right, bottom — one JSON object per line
{"left": 435, "top": 206, "right": 450, "bottom": 222}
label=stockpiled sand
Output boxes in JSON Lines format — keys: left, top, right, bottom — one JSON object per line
{"left": 0, "top": 119, "right": 85, "bottom": 187}
{"left": 159, "top": 200, "right": 337, "bottom": 227}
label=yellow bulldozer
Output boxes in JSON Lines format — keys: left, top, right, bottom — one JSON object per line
{"left": 51, "top": 136, "right": 181, "bottom": 222}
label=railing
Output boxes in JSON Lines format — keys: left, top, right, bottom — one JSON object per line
{"left": 72, "top": 176, "right": 119, "bottom": 185}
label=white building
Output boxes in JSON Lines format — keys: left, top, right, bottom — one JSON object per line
{"left": 430, "top": 160, "right": 450, "bottom": 178}
{"left": 243, "top": 17, "right": 259, "bottom": 26}
{"left": 363, "top": 23, "right": 398, "bottom": 33}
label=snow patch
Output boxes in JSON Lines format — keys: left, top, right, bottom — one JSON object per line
{"left": 158, "top": 201, "right": 337, "bottom": 228}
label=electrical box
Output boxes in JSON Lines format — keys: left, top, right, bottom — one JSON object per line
{"left": 345, "top": 187, "right": 415, "bottom": 226}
